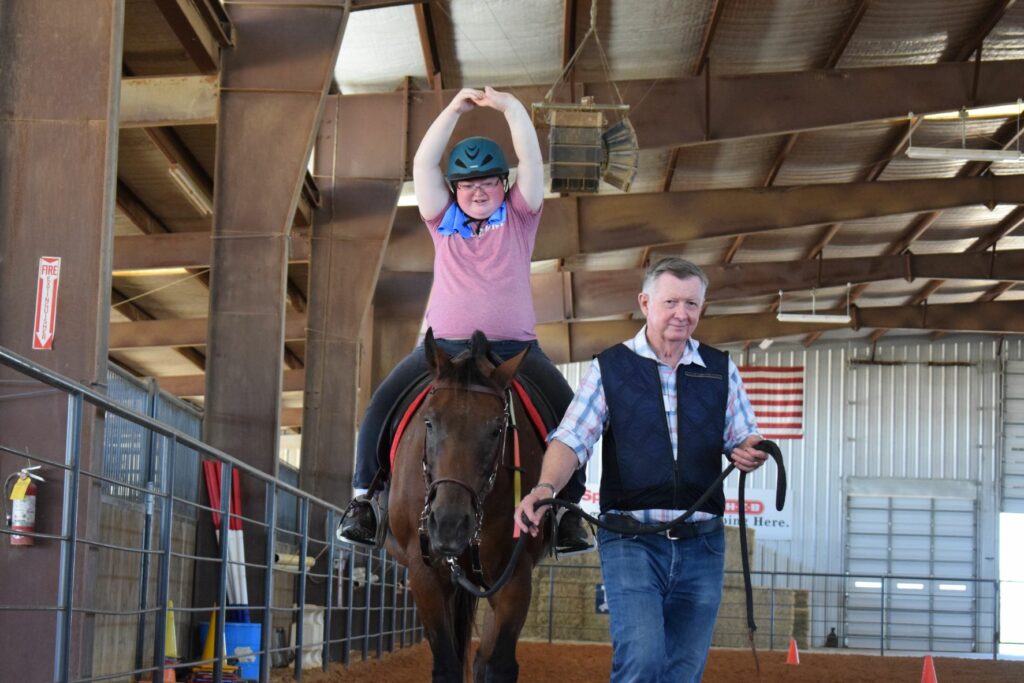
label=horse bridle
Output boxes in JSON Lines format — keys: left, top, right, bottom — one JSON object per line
{"left": 417, "top": 380, "right": 516, "bottom": 583}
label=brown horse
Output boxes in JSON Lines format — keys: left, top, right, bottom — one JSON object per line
{"left": 385, "top": 330, "right": 550, "bottom": 683}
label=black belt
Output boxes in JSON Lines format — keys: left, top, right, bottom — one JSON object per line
{"left": 601, "top": 514, "right": 723, "bottom": 540}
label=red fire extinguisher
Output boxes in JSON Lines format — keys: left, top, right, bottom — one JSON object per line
{"left": 5, "top": 466, "right": 44, "bottom": 546}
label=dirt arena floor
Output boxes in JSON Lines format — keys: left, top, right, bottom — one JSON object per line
{"left": 271, "top": 640, "right": 1024, "bottom": 682}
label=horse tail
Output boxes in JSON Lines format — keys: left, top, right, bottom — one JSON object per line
{"left": 452, "top": 589, "right": 477, "bottom": 677}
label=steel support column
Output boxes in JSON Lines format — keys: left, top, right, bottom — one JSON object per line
{"left": 0, "top": 2, "right": 124, "bottom": 680}
{"left": 301, "top": 90, "right": 408, "bottom": 516}
{"left": 198, "top": 0, "right": 348, "bottom": 612}
{"left": 299, "top": 89, "right": 407, "bottom": 660}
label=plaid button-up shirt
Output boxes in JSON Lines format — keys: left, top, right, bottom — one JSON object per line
{"left": 550, "top": 326, "right": 759, "bottom": 523}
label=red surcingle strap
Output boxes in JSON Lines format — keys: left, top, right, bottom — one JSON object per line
{"left": 390, "top": 385, "right": 432, "bottom": 469}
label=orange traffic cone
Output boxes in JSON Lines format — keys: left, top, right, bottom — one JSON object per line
{"left": 786, "top": 638, "right": 800, "bottom": 665}
{"left": 921, "top": 655, "right": 938, "bottom": 683}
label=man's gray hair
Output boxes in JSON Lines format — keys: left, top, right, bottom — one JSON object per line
{"left": 641, "top": 257, "right": 709, "bottom": 296}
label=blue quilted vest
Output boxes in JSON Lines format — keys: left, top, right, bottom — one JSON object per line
{"left": 596, "top": 342, "right": 729, "bottom": 514}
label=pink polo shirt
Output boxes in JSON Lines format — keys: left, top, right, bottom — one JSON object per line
{"left": 423, "top": 184, "right": 541, "bottom": 341}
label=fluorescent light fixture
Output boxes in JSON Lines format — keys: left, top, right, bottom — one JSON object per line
{"left": 168, "top": 163, "right": 213, "bottom": 217}
{"left": 758, "top": 338, "right": 774, "bottom": 350}
{"left": 906, "top": 145, "right": 1024, "bottom": 162}
{"left": 776, "top": 312, "right": 852, "bottom": 324}
{"left": 939, "top": 583, "right": 967, "bottom": 592}
{"left": 112, "top": 267, "right": 191, "bottom": 278}
{"left": 906, "top": 104, "right": 1023, "bottom": 163}
{"left": 777, "top": 283, "right": 852, "bottom": 325}
{"left": 896, "top": 582, "right": 924, "bottom": 590}
{"left": 924, "top": 103, "right": 1023, "bottom": 120}
{"left": 854, "top": 580, "right": 882, "bottom": 589}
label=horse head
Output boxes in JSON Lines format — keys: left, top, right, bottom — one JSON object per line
{"left": 420, "top": 328, "right": 526, "bottom": 558}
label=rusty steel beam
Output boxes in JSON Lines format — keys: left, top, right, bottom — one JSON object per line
{"left": 386, "top": 175, "right": 1024, "bottom": 269}
{"left": 724, "top": 130, "right": 799, "bottom": 262}
{"left": 400, "top": 61, "right": 1024, "bottom": 157}
{"left": 111, "top": 290, "right": 207, "bottom": 370}
{"left": 573, "top": 175, "right": 1024, "bottom": 255}
{"left": 159, "top": 368, "right": 305, "bottom": 398}
{"left": 536, "top": 300, "right": 1024, "bottom": 364}
{"left": 825, "top": 0, "right": 871, "bottom": 68}
{"left": 0, "top": 2, "right": 125, "bottom": 679}
{"left": 302, "top": 89, "right": 408, "bottom": 521}
{"left": 567, "top": 250, "right": 1024, "bottom": 320}
{"left": 113, "top": 229, "right": 310, "bottom": 270}
{"left": 693, "top": 0, "right": 723, "bottom": 76}
{"left": 109, "top": 313, "right": 308, "bottom": 350}
{"left": 153, "top": 0, "right": 233, "bottom": 74}
{"left": 344, "top": 248, "right": 1024, "bottom": 324}
{"left": 562, "top": 0, "right": 580, "bottom": 71}
{"left": 352, "top": 0, "right": 428, "bottom": 9}
{"left": 196, "top": 0, "right": 349, "bottom": 617}
{"left": 414, "top": 1, "right": 443, "bottom": 89}
{"left": 947, "top": 0, "right": 1016, "bottom": 62}
{"left": 117, "top": 174, "right": 1024, "bottom": 276}
{"left": 119, "top": 74, "right": 218, "bottom": 128}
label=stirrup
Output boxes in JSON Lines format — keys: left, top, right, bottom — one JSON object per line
{"left": 337, "top": 493, "right": 389, "bottom": 550}
{"left": 553, "top": 509, "right": 595, "bottom": 559}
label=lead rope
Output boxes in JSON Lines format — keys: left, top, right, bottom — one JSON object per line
{"left": 738, "top": 470, "right": 760, "bottom": 675}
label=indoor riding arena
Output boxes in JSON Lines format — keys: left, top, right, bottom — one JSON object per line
{"left": 4, "top": 1, "right": 1024, "bottom": 682}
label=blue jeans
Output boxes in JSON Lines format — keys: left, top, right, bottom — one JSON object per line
{"left": 597, "top": 525, "right": 725, "bottom": 683}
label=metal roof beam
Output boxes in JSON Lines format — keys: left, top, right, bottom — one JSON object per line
{"left": 400, "top": 61, "right": 1024, "bottom": 157}
{"left": 115, "top": 175, "right": 1024, "bottom": 271}
{"left": 536, "top": 300, "right": 1024, "bottom": 364}
{"left": 119, "top": 75, "right": 218, "bottom": 128}
{"left": 153, "top": 0, "right": 234, "bottom": 74}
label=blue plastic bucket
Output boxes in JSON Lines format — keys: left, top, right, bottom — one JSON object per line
{"left": 197, "top": 622, "right": 262, "bottom": 680}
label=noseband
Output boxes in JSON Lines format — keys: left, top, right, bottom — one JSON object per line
{"left": 418, "top": 380, "right": 514, "bottom": 577}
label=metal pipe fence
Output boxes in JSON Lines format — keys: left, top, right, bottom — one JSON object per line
{"left": 530, "top": 560, "right": 1008, "bottom": 658}
{"left": 0, "top": 345, "right": 422, "bottom": 683}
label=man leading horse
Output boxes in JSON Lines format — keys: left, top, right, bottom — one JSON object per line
{"left": 516, "top": 257, "right": 770, "bottom": 683}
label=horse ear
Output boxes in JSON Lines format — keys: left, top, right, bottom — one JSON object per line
{"left": 424, "top": 328, "right": 450, "bottom": 376}
{"left": 492, "top": 346, "right": 529, "bottom": 388}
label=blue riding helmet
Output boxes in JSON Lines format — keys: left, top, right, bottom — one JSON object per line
{"left": 446, "top": 137, "right": 509, "bottom": 187}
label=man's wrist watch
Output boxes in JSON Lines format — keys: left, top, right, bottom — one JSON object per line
{"left": 531, "top": 482, "right": 556, "bottom": 497}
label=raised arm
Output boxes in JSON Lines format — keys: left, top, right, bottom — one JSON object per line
{"left": 476, "top": 87, "right": 544, "bottom": 211}
{"left": 413, "top": 88, "right": 483, "bottom": 220}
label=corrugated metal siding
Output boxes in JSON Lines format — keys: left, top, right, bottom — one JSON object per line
{"left": 560, "top": 335, "right": 1024, "bottom": 583}
{"left": 732, "top": 335, "right": 1020, "bottom": 584}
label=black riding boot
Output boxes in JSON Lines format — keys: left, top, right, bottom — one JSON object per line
{"left": 555, "top": 510, "right": 593, "bottom": 555}
{"left": 338, "top": 496, "right": 379, "bottom": 547}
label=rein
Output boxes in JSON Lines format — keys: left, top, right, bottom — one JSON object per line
{"left": 449, "top": 439, "right": 787, "bottom": 666}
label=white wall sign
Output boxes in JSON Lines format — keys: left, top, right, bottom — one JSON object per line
{"left": 722, "top": 486, "right": 792, "bottom": 540}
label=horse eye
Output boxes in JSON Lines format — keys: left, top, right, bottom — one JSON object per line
{"left": 424, "top": 418, "right": 433, "bottom": 430}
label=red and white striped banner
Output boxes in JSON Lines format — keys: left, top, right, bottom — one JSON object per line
{"left": 738, "top": 366, "right": 804, "bottom": 439}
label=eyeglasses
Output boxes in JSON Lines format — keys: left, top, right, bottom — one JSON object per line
{"left": 455, "top": 177, "right": 502, "bottom": 192}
